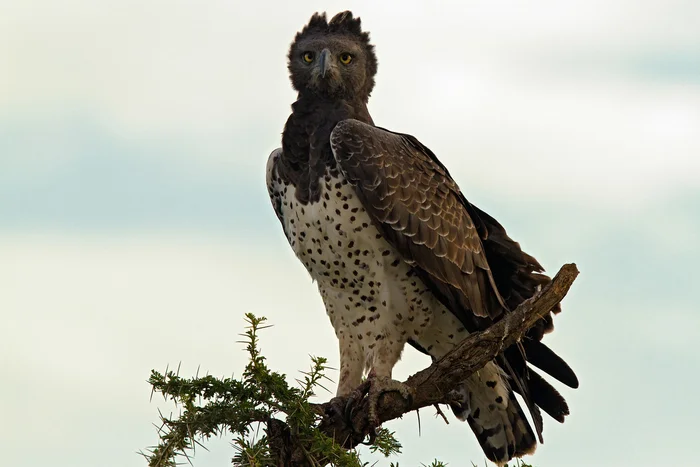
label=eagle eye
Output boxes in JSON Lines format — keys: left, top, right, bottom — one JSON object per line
{"left": 302, "top": 51, "right": 314, "bottom": 63}
{"left": 339, "top": 53, "right": 353, "bottom": 65}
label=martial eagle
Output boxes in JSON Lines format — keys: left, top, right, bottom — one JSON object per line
{"left": 266, "top": 11, "right": 578, "bottom": 465}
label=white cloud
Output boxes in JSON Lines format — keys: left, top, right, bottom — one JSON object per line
{"left": 2, "top": 1, "right": 698, "bottom": 208}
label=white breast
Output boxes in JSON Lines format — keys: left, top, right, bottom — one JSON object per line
{"left": 266, "top": 150, "right": 477, "bottom": 391}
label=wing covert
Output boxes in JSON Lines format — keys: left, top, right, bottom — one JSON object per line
{"left": 330, "top": 119, "right": 506, "bottom": 323}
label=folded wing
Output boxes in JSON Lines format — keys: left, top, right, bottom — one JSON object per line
{"left": 330, "top": 118, "right": 578, "bottom": 438}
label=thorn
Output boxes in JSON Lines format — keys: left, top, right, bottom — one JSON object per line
{"left": 433, "top": 404, "right": 449, "bottom": 425}
{"left": 416, "top": 408, "right": 421, "bottom": 437}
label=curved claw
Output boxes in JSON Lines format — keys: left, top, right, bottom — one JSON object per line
{"left": 344, "top": 380, "right": 371, "bottom": 422}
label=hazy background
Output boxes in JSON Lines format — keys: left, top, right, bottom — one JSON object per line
{"left": 2, "top": 1, "right": 699, "bottom": 466}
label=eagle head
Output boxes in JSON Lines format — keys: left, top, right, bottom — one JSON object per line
{"left": 287, "top": 11, "right": 378, "bottom": 102}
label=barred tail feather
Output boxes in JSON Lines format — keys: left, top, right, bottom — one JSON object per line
{"left": 466, "top": 393, "right": 536, "bottom": 465}
{"left": 450, "top": 364, "right": 537, "bottom": 465}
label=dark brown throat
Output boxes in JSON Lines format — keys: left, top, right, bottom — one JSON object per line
{"left": 279, "top": 95, "right": 373, "bottom": 204}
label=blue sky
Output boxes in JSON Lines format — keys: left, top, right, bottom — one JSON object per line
{"left": 1, "top": 1, "right": 699, "bottom": 466}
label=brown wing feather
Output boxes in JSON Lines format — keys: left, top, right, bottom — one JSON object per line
{"left": 330, "top": 119, "right": 507, "bottom": 322}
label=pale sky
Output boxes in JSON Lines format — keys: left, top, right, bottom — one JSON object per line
{"left": 1, "top": 1, "right": 699, "bottom": 466}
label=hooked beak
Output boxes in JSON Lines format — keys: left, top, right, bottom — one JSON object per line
{"left": 319, "top": 48, "right": 331, "bottom": 78}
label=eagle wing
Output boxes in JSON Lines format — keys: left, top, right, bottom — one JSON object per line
{"left": 330, "top": 119, "right": 508, "bottom": 327}
{"left": 330, "top": 119, "right": 578, "bottom": 428}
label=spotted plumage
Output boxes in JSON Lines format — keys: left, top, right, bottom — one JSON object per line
{"left": 266, "top": 11, "right": 578, "bottom": 465}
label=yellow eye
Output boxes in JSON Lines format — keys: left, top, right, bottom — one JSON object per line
{"left": 302, "top": 51, "right": 314, "bottom": 63}
{"left": 339, "top": 53, "right": 353, "bottom": 65}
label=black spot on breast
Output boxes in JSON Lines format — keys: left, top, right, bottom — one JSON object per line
{"left": 352, "top": 316, "right": 366, "bottom": 326}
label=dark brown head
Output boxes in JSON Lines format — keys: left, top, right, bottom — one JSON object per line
{"left": 288, "top": 11, "right": 378, "bottom": 102}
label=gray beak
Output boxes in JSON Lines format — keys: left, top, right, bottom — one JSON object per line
{"left": 319, "top": 48, "right": 331, "bottom": 78}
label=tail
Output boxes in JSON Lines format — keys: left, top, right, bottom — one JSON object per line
{"left": 450, "top": 362, "right": 537, "bottom": 466}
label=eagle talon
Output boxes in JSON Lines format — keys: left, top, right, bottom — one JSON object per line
{"left": 342, "top": 379, "right": 371, "bottom": 424}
